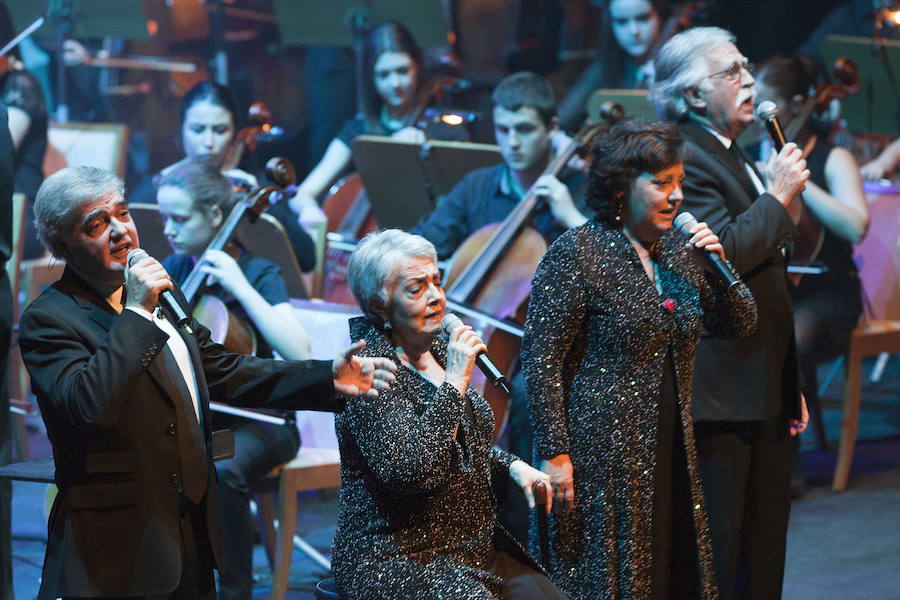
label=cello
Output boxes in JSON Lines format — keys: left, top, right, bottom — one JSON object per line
{"left": 180, "top": 157, "right": 297, "bottom": 355}
{"left": 444, "top": 122, "right": 608, "bottom": 437}
{"left": 218, "top": 102, "right": 278, "bottom": 173}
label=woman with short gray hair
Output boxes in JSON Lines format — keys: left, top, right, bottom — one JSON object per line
{"left": 333, "top": 229, "right": 567, "bottom": 600}
{"left": 346, "top": 228, "right": 437, "bottom": 328}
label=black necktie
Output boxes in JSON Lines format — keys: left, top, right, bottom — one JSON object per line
{"left": 729, "top": 143, "right": 765, "bottom": 197}
{"left": 159, "top": 344, "right": 208, "bottom": 504}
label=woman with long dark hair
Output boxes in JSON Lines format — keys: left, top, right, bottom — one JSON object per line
{"left": 157, "top": 160, "right": 310, "bottom": 599}
{"left": 289, "top": 21, "right": 466, "bottom": 214}
{"left": 129, "top": 81, "right": 318, "bottom": 271}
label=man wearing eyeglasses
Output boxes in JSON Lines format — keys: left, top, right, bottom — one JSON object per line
{"left": 650, "top": 27, "right": 810, "bottom": 600}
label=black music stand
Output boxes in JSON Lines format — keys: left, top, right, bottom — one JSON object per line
{"left": 271, "top": 0, "right": 448, "bottom": 115}
{"left": 586, "top": 89, "right": 658, "bottom": 123}
{"left": 350, "top": 135, "right": 502, "bottom": 231}
{"left": 271, "top": 0, "right": 448, "bottom": 48}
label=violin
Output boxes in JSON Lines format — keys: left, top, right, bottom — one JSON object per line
{"left": 785, "top": 57, "right": 860, "bottom": 284}
{"left": 181, "top": 157, "right": 297, "bottom": 355}
{"left": 219, "top": 102, "right": 278, "bottom": 173}
{"left": 443, "top": 122, "right": 606, "bottom": 438}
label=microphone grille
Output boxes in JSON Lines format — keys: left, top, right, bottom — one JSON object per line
{"left": 440, "top": 313, "right": 463, "bottom": 335}
{"left": 673, "top": 211, "right": 697, "bottom": 235}
{"left": 756, "top": 100, "right": 778, "bottom": 121}
{"left": 126, "top": 248, "right": 148, "bottom": 268}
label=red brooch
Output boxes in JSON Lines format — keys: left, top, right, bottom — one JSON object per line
{"left": 661, "top": 298, "right": 676, "bottom": 313}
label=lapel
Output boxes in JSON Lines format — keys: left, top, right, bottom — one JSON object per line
{"left": 683, "top": 121, "right": 760, "bottom": 202}
{"left": 61, "top": 268, "right": 209, "bottom": 424}
{"left": 159, "top": 292, "right": 211, "bottom": 432}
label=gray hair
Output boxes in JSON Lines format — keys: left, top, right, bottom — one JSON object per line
{"left": 347, "top": 229, "right": 438, "bottom": 327}
{"left": 33, "top": 166, "right": 125, "bottom": 259}
{"left": 650, "top": 27, "right": 735, "bottom": 123}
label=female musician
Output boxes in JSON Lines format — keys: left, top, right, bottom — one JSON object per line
{"left": 1, "top": 4, "right": 49, "bottom": 258}
{"left": 333, "top": 229, "right": 567, "bottom": 600}
{"left": 557, "top": 0, "right": 664, "bottom": 131}
{"left": 289, "top": 20, "right": 466, "bottom": 213}
{"left": 522, "top": 121, "right": 758, "bottom": 599}
{"left": 130, "top": 81, "right": 318, "bottom": 272}
{"left": 753, "top": 56, "right": 869, "bottom": 489}
{"left": 157, "top": 160, "right": 309, "bottom": 599}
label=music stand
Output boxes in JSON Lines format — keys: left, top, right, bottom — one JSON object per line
{"left": 586, "top": 89, "right": 658, "bottom": 123}
{"left": 6, "top": 0, "right": 149, "bottom": 40}
{"left": 822, "top": 35, "right": 900, "bottom": 136}
{"left": 350, "top": 135, "right": 501, "bottom": 231}
{"left": 271, "top": 0, "right": 448, "bottom": 48}
{"left": 6, "top": 0, "right": 149, "bottom": 122}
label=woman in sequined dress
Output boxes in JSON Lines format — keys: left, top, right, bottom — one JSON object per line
{"left": 332, "top": 229, "right": 568, "bottom": 600}
{"left": 522, "top": 121, "right": 758, "bottom": 600}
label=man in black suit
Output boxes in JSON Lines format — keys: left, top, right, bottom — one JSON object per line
{"left": 650, "top": 28, "right": 810, "bottom": 600}
{"left": 19, "top": 166, "right": 396, "bottom": 599}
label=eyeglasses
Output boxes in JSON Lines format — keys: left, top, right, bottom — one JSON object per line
{"left": 707, "top": 59, "right": 754, "bottom": 83}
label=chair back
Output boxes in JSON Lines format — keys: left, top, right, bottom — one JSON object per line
{"left": 855, "top": 183, "right": 900, "bottom": 320}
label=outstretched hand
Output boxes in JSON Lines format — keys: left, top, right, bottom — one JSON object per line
{"left": 332, "top": 340, "right": 398, "bottom": 397}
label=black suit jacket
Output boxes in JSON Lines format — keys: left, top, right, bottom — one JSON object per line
{"left": 680, "top": 121, "right": 801, "bottom": 422}
{"left": 20, "top": 267, "right": 340, "bottom": 598}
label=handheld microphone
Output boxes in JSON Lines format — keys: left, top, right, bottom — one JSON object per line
{"left": 440, "top": 314, "right": 512, "bottom": 396}
{"left": 127, "top": 249, "right": 193, "bottom": 333}
{"left": 756, "top": 100, "right": 787, "bottom": 151}
{"left": 673, "top": 212, "right": 741, "bottom": 289}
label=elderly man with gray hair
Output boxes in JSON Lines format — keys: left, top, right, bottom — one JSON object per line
{"left": 19, "top": 165, "right": 397, "bottom": 599}
{"left": 650, "top": 27, "right": 810, "bottom": 600}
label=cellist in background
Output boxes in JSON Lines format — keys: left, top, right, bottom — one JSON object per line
{"left": 128, "top": 81, "right": 319, "bottom": 273}
{"left": 751, "top": 56, "right": 869, "bottom": 495}
{"left": 157, "top": 160, "right": 311, "bottom": 600}
{"left": 410, "top": 71, "right": 591, "bottom": 544}
{"left": 287, "top": 20, "right": 468, "bottom": 216}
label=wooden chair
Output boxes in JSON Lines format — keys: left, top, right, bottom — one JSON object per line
{"left": 254, "top": 447, "right": 341, "bottom": 600}
{"left": 43, "top": 121, "right": 129, "bottom": 178}
{"left": 831, "top": 182, "right": 900, "bottom": 491}
{"left": 127, "top": 203, "right": 309, "bottom": 300}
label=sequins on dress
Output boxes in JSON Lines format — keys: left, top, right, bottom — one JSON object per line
{"left": 522, "top": 219, "right": 758, "bottom": 599}
{"left": 332, "top": 317, "right": 542, "bottom": 599}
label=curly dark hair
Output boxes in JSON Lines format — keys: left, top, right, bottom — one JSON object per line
{"left": 587, "top": 119, "right": 685, "bottom": 225}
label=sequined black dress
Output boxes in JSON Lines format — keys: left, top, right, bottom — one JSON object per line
{"left": 522, "top": 219, "right": 758, "bottom": 600}
{"left": 332, "top": 317, "right": 542, "bottom": 599}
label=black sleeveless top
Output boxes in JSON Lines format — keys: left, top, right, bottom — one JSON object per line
{"left": 795, "top": 140, "right": 861, "bottom": 300}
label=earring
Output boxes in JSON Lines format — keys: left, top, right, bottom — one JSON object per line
{"left": 383, "top": 320, "right": 392, "bottom": 332}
